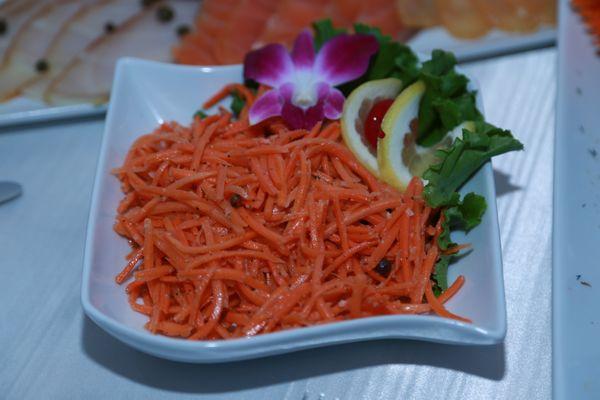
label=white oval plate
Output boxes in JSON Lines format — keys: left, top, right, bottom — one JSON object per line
{"left": 81, "top": 58, "right": 506, "bottom": 363}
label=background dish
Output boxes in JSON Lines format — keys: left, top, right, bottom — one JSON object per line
{"left": 81, "top": 59, "right": 506, "bottom": 363}
{"left": 0, "top": 0, "right": 555, "bottom": 127}
{"left": 553, "top": 1, "right": 600, "bottom": 398}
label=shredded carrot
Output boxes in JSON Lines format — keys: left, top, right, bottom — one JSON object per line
{"left": 113, "top": 91, "right": 469, "bottom": 340}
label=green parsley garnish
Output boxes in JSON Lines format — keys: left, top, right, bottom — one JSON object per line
{"left": 353, "top": 23, "right": 419, "bottom": 84}
{"left": 193, "top": 110, "right": 208, "bottom": 120}
{"left": 432, "top": 255, "right": 451, "bottom": 296}
{"left": 417, "top": 50, "right": 482, "bottom": 147}
{"left": 312, "top": 19, "right": 345, "bottom": 51}
{"left": 230, "top": 91, "right": 245, "bottom": 118}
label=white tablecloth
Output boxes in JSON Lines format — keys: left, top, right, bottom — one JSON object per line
{"left": 0, "top": 49, "right": 555, "bottom": 400}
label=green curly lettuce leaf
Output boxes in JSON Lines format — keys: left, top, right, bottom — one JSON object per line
{"left": 423, "top": 121, "right": 524, "bottom": 209}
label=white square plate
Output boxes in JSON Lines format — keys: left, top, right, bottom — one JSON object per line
{"left": 81, "top": 58, "right": 506, "bottom": 363}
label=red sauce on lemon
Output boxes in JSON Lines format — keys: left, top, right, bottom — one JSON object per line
{"left": 364, "top": 99, "right": 394, "bottom": 150}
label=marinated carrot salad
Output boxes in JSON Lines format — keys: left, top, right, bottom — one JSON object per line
{"left": 112, "top": 21, "right": 522, "bottom": 339}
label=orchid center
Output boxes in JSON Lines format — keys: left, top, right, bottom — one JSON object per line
{"left": 291, "top": 73, "right": 319, "bottom": 109}
{"left": 292, "top": 85, "right": 318, "bottom": 109}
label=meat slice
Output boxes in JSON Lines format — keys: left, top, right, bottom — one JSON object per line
{"left": 45, "top": 0, "right": 199, "bottom": 105}
{"left": 435, "top": 0, "right": 491, "bottom": 39}
{"left": 0, "top": 0, "right": 86, "bottom": 101}
{"left": 253, "top": 0, "right": 345, "bottom": 49}
{"left": 0, "top": 0, "right": 53, "bottom": 68}
{"left": 173, "top": 0, "right": 240, "bottom": 65}
{"left": 254, "top": 0, "right": 409, "bottom": 50}
{"left": 211, "top": 0, "right": 279, "bottom": 64}
{"left": 173, "top": 0, "right": 412, "bottom": 66}
{"left": 22, "top": 0, "right": 143, "bottom": 100}
{"left": 345, "top": 0, "right": 413, "bottom": 41}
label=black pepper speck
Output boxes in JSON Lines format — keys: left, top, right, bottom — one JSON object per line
{"left": 229, "top": 194, "right": 243, "bottom": 208}
{"left": 374, "top": 258, "right": 392, "bottom": 277}
{"left": 176, "top": 24, "right": 190, "bottom": 37}
{"left": 141, "top": 0, "right": 159, "bottom": 7}
{"left": 104, "top": 21, "right": 115, "bottom": 34}
{"left": 156, "top": 5, "right": 174, "bottom": 23}
{"left": 35, "top": 59, "right": 49, "bottom": 73}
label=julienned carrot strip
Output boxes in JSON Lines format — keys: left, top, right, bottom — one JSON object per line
{"left": 425, "top": 280, "right": 471, "bottom": 323}
{"left": 114, "top": 93, "right": 470, "bottom": 341}
{"left": 167, "top": 231, "right": 256, "bottom": 254}
{"left": 167, "top": 171, "right": 217, "bottom": 190}
{"left": 228, "top": 145, "right": 288, "bottom": 157}
{"left": 364, "top": 209, "right": 404, "bottom": 273}
{"left": 411, "top": 246, "right": 439, "bottom": 304}
{"left": 332, "top": 196, "right": 349, "bottom": 251}
{"left": 349, "top": 274, "right": 366, "bottom": 318}
{"left": 322, "top": 241, "right": 373, "bottom": 279}
{"left": 186, "top": 249, "right": 284, "bottom": 269}
{"left": 215, "top": 165, "right": 226, "bottom": 200}
{"left": 439, "top": 275, "right": 465, "bottom": 302}
{"left": 250, "top": 157, "right": 278, "bottom": 196}
{"left": 263, "top": 283, "right": 312, "bottom": 333}
{"left": 115, "top": 248, "right": 143, "bottom": 284}
{"left": 134, "top": 265, "right": 172, "bottom": 282}
{"left": 185, "top": 199, "right": 243, "bottom": 234}
{"left": 118, "top": 192, "right": 136, "bottom": 214}
{"left": 191, "top": 114, "right": 228, "bottom": 170}
{"left": 238, "top": 208, "right": 286, "bottom": 248}
{"left": 180, "top": 268, "right": 270, "bottom": 292}
{"left": 189, "top": 279, "right": 226, "bottom": 339}
{"left": 323, "top": 199, "right": 403, "bottom": 237}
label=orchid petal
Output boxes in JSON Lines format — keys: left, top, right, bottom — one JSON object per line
{"left": 243, "top": 44, "right": 294, "bottom": 87}
{"left": 279, "top": 82, "right": 295, "bottom": 101}
{"left": 303, "top": 102, "right": 326, "bottom": 129}
{"left": 314, "top": 34, "right": 379, "bottom": 85}
{"left": 281, "top": 98, "right": 324, "bottom": 130}
{"left": 323, "top": 87, "right": 345, "bottom": 120}
{"left": 249, "top": 90, "right": 283, "bottom": 125}
{"left": 291, "top": 29, "right": 315, "bottom": 69}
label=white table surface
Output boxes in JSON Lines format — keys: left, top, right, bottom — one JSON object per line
{"left": 0, "top": 49, "right": 555, "bottom": 400}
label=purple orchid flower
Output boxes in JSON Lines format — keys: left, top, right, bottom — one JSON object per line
{"left": 243, "top": 30, "right": 379, "bottom": 130}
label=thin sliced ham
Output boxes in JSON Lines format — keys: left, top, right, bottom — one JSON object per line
{"left": 45, "top": 1, "right": 199, "bottom": 105}
{"left": 22, "top": 0, "right": 143, "bottom": 100}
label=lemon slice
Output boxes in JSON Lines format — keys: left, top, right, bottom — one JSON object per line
{"left": 341, "top": 78, "right": 404, "bottom": 176}
{"left": 377, "top": 80, "right": 474, "bottom": 191}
